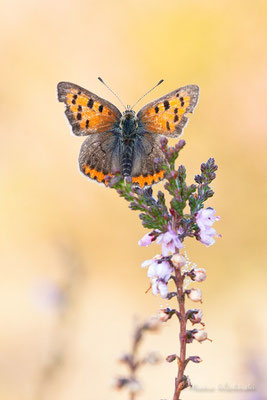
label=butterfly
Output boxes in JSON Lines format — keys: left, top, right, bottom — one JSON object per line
{"left": 57, "top": 80, "right": 199, "bottom": 188}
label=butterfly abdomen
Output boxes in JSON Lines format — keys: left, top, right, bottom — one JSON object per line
{"left": 121, "top": 143, "right": 135, "bottom": 176}
{"left": 120, "top": 110, "right": 138, "bottom": 177}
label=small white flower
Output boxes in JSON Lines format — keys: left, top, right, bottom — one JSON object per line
{"left": 188, "top": 288, "right": 202, "bottom": 302}
{"left": 172, "top": 253, "right": 186, "bottom": 267}
{"left": 193, "top": 330, "right": 210, "bottom": 343}
{"left": 142, "top": 257, "right": 173, "bottom": 299}
{"left": 152, "top": 279, "right": 169, "bottom": 298}
{"left": 191, "top": 268, "right": 207, "bottom": 282}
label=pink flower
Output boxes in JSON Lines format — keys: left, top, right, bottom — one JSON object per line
{"left": 138, "top": 232, "right": 155, "bottom": 247}
{"left": 196, "top": 208, "right": 220, "bottom": 246}
{"left": 141, "top": 257, "right": 173, "bottom": 299}
{"left": 156, "top": 225, "right": 183, "bottom": 256}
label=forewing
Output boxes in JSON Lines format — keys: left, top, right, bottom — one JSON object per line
{"left": 57, "top": 82, "right": 121, "bottom": 136}
{"left": 79, "top": 132, "right": 121, "bottom": 185}
{"left": 137, "top": 85, "right": 199, "bottom": 137}
{"left": 131, "top": 133, "right": 166, "bottom": 188}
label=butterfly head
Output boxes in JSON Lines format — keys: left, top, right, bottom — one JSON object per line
{"left": 120, "top": 107, "right": 138, "bottom": 133}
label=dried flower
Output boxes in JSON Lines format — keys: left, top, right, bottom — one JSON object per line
{"left": 159, "top": 308, "right": 173, "bottom": 322}
{"left": 190, "top": 268, "right": 207, "bottom": 282}
{"left": 187, "top": 288, "right": 202, "bottom": 303}
{"left": 156, "top": 225, "right": 183, "bottom": 256}
{"left": 188, "top": 309, "right": 203, "bottom": 325}
{"left": 196, "top": 208, "right": 220, "bottom": 246}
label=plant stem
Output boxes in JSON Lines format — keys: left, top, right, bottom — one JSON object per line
{"left": 129, "top": 392, "right": 135, "bottom": 400}
{"left": 173, "top": 265, "right": 187, "bottom": 400}
{"left": 128, "top": 328, "right": 140, "bottom": 400}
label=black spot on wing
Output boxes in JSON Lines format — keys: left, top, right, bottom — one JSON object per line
{"left": 164, "top": 100, "right": 170, "bottom": 110}
{"left": 87, "top": 98, "right": 94, "bottom": 108}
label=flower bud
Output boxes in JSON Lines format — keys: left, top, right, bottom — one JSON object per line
{"left": 193, "top": 329, "right": 211, "bottom": 343}
{"left": 112, "top": 377, "right": 130, "bottom": 389}
{"left": 191, "top": 268, "right": 206, "bottom": 282}
{"left": 172, "top": 253, "right": 186, "bottom": 267}
{"left": 166, "top": 354, "right": 177, "bottom": 363}
{"left": 127, "top": 379, "right": 142, "bottom": 393}
{"left": 160, "top": 136, "right": 168, "bottom": 147}
{"left": 159, "top": 308, "right": 172, "bottom": 322}
{"left": 187, "top": 288, "right": 202, "bottom": 303}
{"left": 138, "top": 232, "right": 155, "bottom": 247}
{"left": 144, "top": 352, "right": 161, "bottom": 364}
{"left": 188, "top": 355, "right": 203, "bottom": 363}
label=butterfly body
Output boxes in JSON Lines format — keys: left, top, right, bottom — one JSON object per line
{"left": 118, "top": 108, "right": 142, "bottom": 177}
{"left": 57, "top": 82, "right": 199, "bottom": 188}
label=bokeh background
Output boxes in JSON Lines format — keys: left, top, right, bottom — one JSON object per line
{"left": 1, "top": 0, "right": 267, "bottom": 399}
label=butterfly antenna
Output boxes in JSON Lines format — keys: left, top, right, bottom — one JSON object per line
{"left": 131, "top": 79, "right": 164, "bottom": 109}
{"left": 98, "top": 77, "right": 126, "bottom": 109}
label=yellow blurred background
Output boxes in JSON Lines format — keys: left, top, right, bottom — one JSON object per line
{"left": 1, "top": 0, "right": 267, "bottom": 399}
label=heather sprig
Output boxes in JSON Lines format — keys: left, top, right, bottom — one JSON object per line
{"left": 109, "top": 138, "right": 218, "bottom": 244}
{"left": 109, "top": 138, "right": 220, "bottom": 400}
{"left": 113, "top": 317, "right": 161, "bottom": 400}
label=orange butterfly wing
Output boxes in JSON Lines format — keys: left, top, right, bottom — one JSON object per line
{"left": 57, "top": 82, "right": 121, "bottom": 135}
{"left": 137, "top": 85, "right": 199, "bottom": 137}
